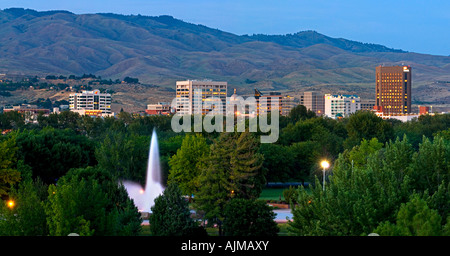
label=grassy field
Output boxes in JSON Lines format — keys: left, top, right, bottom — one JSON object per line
{"left": 258, "top": 188, "right": 286, "bottom": 201}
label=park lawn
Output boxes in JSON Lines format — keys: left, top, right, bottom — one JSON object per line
{"left": 259, "top": 188, "right": 286, "bottom": 201}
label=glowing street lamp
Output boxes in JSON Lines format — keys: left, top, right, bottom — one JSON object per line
{"left": 7, "top": 199, "right": 15, "bottom": 209}
{"left": 321, "top": 160, "right": 330, "bottom": 191}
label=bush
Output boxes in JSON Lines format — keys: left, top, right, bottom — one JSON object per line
{"left": 283, "top": 186, "right": 298, "bottom": 205}
{"left": 223, "top": 198, "right": 279, "bottom": 236}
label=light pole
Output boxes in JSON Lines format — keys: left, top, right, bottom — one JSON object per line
{"left": 321, "top": 160, "right": 330, "bottom": 191}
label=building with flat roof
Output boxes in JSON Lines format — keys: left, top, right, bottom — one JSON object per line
{"left": 146, "top": 102, "right": 171, "bottom": 115}
{"left": 375, "top": 65, "right": 412, "bottom": 115}
{"left": 324, "top": 94, "right": 361, "bottom": 119}
{"left": 175, "top": 80, "right": 227, "bottom": 115}
{"left": 299, "top": 91, "right": 325, "bottom": 116}
{"left": 254, "top": 89, "right": 297, "bottom": 116}
{"left": 3, "top": 104, "right": 50, "bottom": 115}
{"left": 361, "top": 99, "right": 376, "bottom": 111}
{"left": 69, "top": 89, "right": 112, "bottom": 116}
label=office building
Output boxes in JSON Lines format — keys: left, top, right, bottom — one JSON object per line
{"left": 324, "top": 94, "right": 361, "bottom": 119}
{"left": 146, "top": 102, "right": 171, "bottom": 115}
{"left": 299, "top": 91, "right": 325, "bottom": 116}
{"left": 254, "top": 89, "right": 297, "bottom": 116}
{"left": 360, "top": 99, "right": 376, "bottom": 111}
{"left": 375, "top": 65, "right": 412, "bottom": 115}
{"left": 69, "top": 89, "right": 112, "bottom": 116}
{"left": 175, "top": 80, "right": 227, "bottom": 115}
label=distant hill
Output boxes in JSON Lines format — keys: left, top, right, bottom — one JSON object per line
{"left": 0, "top": 8, "right": 449, "bottom": 111}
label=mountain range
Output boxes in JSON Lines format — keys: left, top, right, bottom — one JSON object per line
{"left": 0, "top": 8, "right": 449, "bottom": 112}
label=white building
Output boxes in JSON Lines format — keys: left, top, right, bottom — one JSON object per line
{"left": 325, "top": 94, "right": 361, "bottom": 119}
{"left": 69, "top": 90, "right": 113, "bottom": 116}
{"left": 175, "top": 80, "right": 227, "bottom": 115}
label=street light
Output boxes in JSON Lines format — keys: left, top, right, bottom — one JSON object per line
{"left": 7, "top": 199, "right": 15, "bottom": 209}
{"left": 321, "top": 160, "right": 330, "bottom": 191}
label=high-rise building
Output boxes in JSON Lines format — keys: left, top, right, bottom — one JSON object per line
{"left": 375, "top": 65, "right": 412, "bottom": 115}
{"left": 69, "top": 89, "right": 112, "bottom": 116}
{"left": 175, "top": 80, "right": 227, "bottom": 115}
{"left": 324, "top": 94, "right": 361, "bottom": 119}
{"left": 299, "top": 91, "right": 325, "bottom": 116}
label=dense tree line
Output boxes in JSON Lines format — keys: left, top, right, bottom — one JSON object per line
{"left": 289, "top": 135, "right": 450, "bottom": 235}
{"left": 0, "top": 105, "right": 449, "bottom": 236}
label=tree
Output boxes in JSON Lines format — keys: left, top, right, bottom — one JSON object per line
{"left": 123, "top": 76, "right": 139, "bottom": 84}
{"left": 45, "top": 167, "right": 142, "bottom": 236}
{"left": 150, "top": 183, "right": 205, "bottom": 236}
{"left": 287, "top": 104, "right": 316, "bottom": 124}
{"left": 407, "top": 136, "right": 450, "bottom": 193}
{"left": 374, "top": 194, "right": 444, "bottom": 236}
{"left": 0, "top": 111, "right": 25, "bottom": 130}
{"left": 222, "top": 198, "right": 279, "bottom": 236}
{"left": 195, "top": 131, "right": 264, "bottom": 235}
{"left": 95, "top": 131, "right": 149, "bottom": 184}
{"left": 168, "top": 134, "right": 209, "bottom": 199}
{"left": 45, "top": 178, "right": 99, "bottom": 236}
{"left": 0, "top": 179, "right": 47, "bottom": 236}
{"left": 0, "top": 134, "right": 20, "bottom": 196}
{"left": 15, "top": 127, "right": 96, "bottom": 184}
{"left": 347, "top": 138, "right": 383, "bottom": 169}
{"left": 259, "top": 143, "right": 295, "bottom": 182}
{"left": 344, "top": 110, "right": 394, "bottom": 149}
{"left": 289, "top": 137, "right": 413, "bottom": 236}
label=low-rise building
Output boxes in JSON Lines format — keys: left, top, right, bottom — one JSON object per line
{"left": 146, "top": 102, "right": 172, "bottom": 115}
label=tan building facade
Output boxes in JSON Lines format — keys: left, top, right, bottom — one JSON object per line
{"left": 175, "top": 80, "right": 227, "bottom": 115}
{"left": 375, "top": 65, "right": 412, "bottom": 115}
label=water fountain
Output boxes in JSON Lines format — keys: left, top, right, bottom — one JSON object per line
{"left": 122, "top": 129, "right": 165, "bottom": 213}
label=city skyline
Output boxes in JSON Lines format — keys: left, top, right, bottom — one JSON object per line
{"left": 0, "top": 0, "right": 449, "bottom": 56}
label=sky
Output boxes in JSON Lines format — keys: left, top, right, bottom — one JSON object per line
{"left": 1, "top": 0, "right": 449, "bottom": 56}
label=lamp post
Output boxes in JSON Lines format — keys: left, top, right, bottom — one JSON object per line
{"left": 321, "top": 160, "right": 330, "bottom": 191}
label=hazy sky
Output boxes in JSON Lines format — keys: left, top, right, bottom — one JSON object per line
{"left": 1, "top": 0, "right": 449, "bottom": 56}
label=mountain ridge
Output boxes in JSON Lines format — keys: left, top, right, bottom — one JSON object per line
{"left": 0, "top": 8, "right": 449, "bottom": 111}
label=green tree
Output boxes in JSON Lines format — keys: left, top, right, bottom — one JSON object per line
{"left": 45, "top": 178, "right": 99, "bottom": 236}
{"left": 287, "top": 104, "right": 316, "bottom": 124}
{"left": 0, "top": 111, "right": 25, "bottom": 130}
{"left": 407, "top": 136, "right": 450, "bottom": 193}
{"left": 195, "top": 131, "right": 264, "bottom": 235}
{"left": 290, "top": 141, "right": 320, "bottom": 181}
{"left": 150, "top": 183, "right": 205, "bottom": 236}
{"left": 15, "top": 127, "right": 96, "bottom": 184}
{"left": 222, "top": 198, "right": 279, "bottom": 236}
{"left": 168, "top": 134, "right": 209, "bottom": 199}
{"left": 283, "top": 186, "right": 299, "bottom": 205}
{"left": 259, "top": 143, "right": 294, "bottom": 182}
{"left": 344, "top": 110, "right": 394, "bottom": 149}
{"left": 289, "top": 137, "right": 413, "bottom": 236}
{"left": 95, "top": 131, "right": 149, "bottom": 184}
{"left": 0, "top": 134, "right": 20, "bottom": 196}
{"left": 347, "top": 138, "right": 383, "bottom": 169}
{"left": 0, "top": 180, "right": 47, "bottom": 236}
{"left": 45, "top": 167, "right": 142, "bottom": 236}
{"left": 374, "top": 194, "right": 444, "bottom": 236}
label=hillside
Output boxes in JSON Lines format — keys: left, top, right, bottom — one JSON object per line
{"left": 0, "top": 8, "right": 449, "bottom": 112}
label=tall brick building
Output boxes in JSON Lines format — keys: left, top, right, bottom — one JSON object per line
{"left": 375, "top": 65, "right": 412, "bottom": 115}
